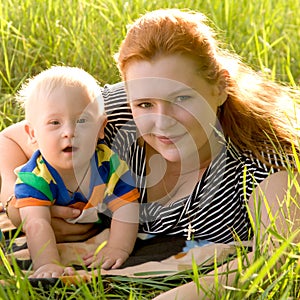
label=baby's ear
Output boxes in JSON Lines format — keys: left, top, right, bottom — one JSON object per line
{"left": 24, "top": 122, "right": 37, "bottom": 144}
{"left": 98, "top": 116, "right": 108, "bottom": 139}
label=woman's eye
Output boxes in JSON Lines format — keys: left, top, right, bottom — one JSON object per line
{"left": 175, "top": 95, "right": 191, "bottom": 102}
{"left": 137, "top": 102, "right": 153, "bottom": 108}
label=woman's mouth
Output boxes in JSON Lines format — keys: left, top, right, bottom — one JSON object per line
{"left": 156, "top": 134, "right": 185, "bottom": 144}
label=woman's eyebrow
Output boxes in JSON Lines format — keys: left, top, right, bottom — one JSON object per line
{"left": 167, "top": 87, "right": 195, "bottom": 98}
{"left": 128, "top": 87, "right": 196, "bottom": 102}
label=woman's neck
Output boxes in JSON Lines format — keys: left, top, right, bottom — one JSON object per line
{"left": 145, "top": 144, "right": 211, "bottom": 205}
{"left": 145, "top": 142, "right": 211, "bottom": 176}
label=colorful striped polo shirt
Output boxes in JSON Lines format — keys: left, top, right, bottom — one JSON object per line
{"left": 14, "top": 141, "right": 139, "bottom": 224}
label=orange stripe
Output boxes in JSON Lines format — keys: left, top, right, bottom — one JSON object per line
{"left": 107, "top": 189, "right": 140, "bottom": 212}
{"left": 13, "top": 197, "right": 53, "bottom": 208}
{"left": 68, "top": 202, "right": 86, "bottom": 211}
{"left": 84, "top": 184, "right": 106, "bottom": 209}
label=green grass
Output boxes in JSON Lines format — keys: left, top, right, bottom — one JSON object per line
{"left": 0, "top": 0, "right": 300, "bottom": 127}
{"left": 1, "top": 0, "right": 300, "bottom": 298}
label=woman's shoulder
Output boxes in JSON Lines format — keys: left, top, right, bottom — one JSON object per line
{"left": 102, "top": 82, "right": 136, "bottom": 150}
{"left": 226, "top": 139, "right": 293, "bottom": 173}
{"left": 102, "top": 82, "right": 127, "bottom": 109}
{"left": 103, "top": 82, "right": 126, "bottom": 94}
{"left": 102, "top": 82, "right": 132, "bottom": 121}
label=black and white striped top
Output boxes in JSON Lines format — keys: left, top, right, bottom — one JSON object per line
{"left": 102, "top": 82, "right": 286, "bottom": 243}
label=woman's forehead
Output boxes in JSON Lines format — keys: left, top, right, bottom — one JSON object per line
{"left": 126, "top": 77, "right": 196, "bottom": 101}
{"left": 124, "top": 55, "right": 212, "bottom": 101}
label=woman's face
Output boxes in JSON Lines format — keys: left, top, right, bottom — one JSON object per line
{"left": 125, "top": 54, "right": 227, "bottom": 163}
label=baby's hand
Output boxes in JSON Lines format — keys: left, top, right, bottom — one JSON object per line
{"left": 29, "top": 263, "right": 64, "bottom": 278}
{"left": 83, "top": 246, "right": 129, "bottom": 270}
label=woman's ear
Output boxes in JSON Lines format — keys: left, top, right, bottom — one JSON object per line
{"left": 98, "top": 116, "right": 108, "bottom": 139}
{"left": 216, "top": 69, "right": 229, "bottom": 106}
{"left": 24, "top": 122, "right": 37, "bottom": 144}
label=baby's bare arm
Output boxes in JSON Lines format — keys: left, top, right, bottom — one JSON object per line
{"left": 84, "top": 202, "right": 139, "bottom": 269}
{"left": 20, "top": 205, "right": 63, "bottom": 277}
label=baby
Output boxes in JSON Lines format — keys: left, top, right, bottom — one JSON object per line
{"left": 13, "top": 66, "right": 139, "bottom": 278}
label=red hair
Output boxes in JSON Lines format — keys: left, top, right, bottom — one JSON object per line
{"left": 116, "top": 9, "right": 300, "bottom": 167}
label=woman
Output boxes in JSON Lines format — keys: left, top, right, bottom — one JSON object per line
{"left": 1, "top": 8, "right": 300, "bottom": 299}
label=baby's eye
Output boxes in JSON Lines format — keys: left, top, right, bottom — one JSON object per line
{"left": 175, "top": 95, "right": 191, "bottom": 102}
{"left": 77, "top": 118, "right": 87, "bottom": 124}
{"left": 49, "top": 120, "right": 60, "bottom": 125}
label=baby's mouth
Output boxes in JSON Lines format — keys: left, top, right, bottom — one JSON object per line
{"left": 63, "top": 146, "right": 75, "bottom": 153}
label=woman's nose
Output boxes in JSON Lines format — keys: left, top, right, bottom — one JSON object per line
{"left": 155, "top": 103, "right": 177, "bottom": 129}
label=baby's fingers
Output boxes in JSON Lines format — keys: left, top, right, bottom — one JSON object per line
{"left": 111, "top": 258, "right": 124, "bottom": 270}
{"left": 63, "top": 266, "right": 76, "bottom": 276}
{"left": 87, "top": 255, "right": 115, "bottom": 270}
{"left": 83, "top": 252, "right": 96, "bottom": 266}
{"left": 100, "top": 257, "right": 115, "bottom": 270}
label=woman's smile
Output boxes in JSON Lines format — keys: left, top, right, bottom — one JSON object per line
{"left": 155, "top": 133, "right": 186, "bottom": 144}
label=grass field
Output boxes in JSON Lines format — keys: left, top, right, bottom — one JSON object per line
{"left": 0, "top": 0, "right": 300, "bottom": 298}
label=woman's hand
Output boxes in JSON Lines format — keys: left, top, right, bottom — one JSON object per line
{"left": 50, "top": 206, "right": 101, "bottom": 242}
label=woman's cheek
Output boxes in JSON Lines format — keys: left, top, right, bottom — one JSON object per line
{"left": 133, "top": 112, "right": 154, "bottom": 135}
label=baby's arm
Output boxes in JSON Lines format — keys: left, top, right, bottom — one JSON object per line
{"left": 84, "top": 202, "right": 139, "bottom": 269}
{"left": 20, "top": 206, "right": 64, "bottom": 278}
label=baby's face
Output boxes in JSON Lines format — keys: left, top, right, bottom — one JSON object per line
{"left": 28, "top": 85, "right": 103, "bottom": 172}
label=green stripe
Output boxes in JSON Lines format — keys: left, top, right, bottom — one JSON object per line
{"left": 109, "top": 153, "right": 120, "bottom": 179}
{"left": 18, "top": 172, "right": 54, "bottom": 201}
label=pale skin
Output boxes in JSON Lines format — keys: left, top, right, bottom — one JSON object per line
{"left": 1, "top": 54, "right": 299, "bottom": 293}
{"left": 10, "top": 84, "right": 139, "bottom": 278}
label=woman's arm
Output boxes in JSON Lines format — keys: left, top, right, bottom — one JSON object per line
{"left": 153, "top": 170, "right": 300, "bottom": 299}
{"left": 249, "top": 170, "right": 300, "bottom": 244}
{"left": 50, "top": 208, "right": 102, "bottom": 243}
{"left": 0, "top": 122, "right": 33, "bottom": 225}
{"left": 154, "top": 254, "right": 248, "bottom": 300}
